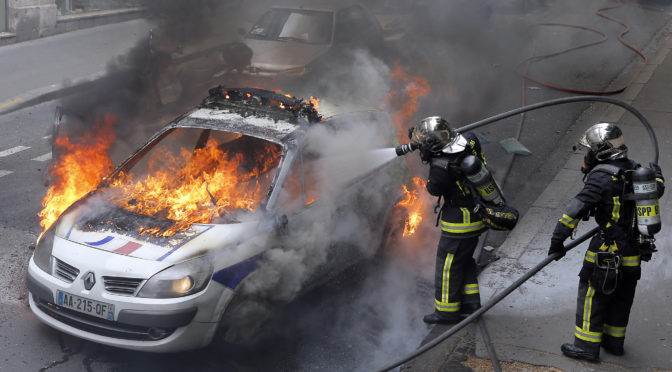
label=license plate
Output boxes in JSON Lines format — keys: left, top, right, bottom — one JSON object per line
{"left": 57, "top": 291, "right": 115, "bottom": 320}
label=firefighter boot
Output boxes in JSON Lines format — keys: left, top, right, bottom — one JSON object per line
{"left": 561, "top": 343, "right": 599, "bottom": 362}
{"left": 423, "top": 311, "right": 461, "bottom": 325}
{"left": 460, "top": 303, "right": 481, "bottom": 317}
{"left": 601, "top": 342, "right": 625, "bottom": 356}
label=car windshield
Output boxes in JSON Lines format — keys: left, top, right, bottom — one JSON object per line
{"left": 247, "top": 8, "right": 333, "bottom": 44}
{"left": 100, "top": 128, "right": 282, "bottom": 233}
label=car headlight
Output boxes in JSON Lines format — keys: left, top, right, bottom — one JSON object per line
{"left": 138, "top": 256, "right": 213, "bottom": 298}
{"left": 33, "top": 229, "right": 55, "bottom": 273}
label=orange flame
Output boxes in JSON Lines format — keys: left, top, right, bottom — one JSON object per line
{"left": 395, "top": 177, "right": 427, "bottom": 237}
{"left": 385, "top": 62, "right": 432, "bottom": 236}
{"left": 308, "top": 96, "right": 320, "bottom": 111}
{"left": 105, "top": 135, "right": 281, "bottom": 237}
{"left": 386, "top": 61, "right": 431, "bottom": 143}
{"left": 39, "top": 115, "right": 282, "bottom": 238}
{"left": 38, "top": 114, "right": 117, "bottom": 232}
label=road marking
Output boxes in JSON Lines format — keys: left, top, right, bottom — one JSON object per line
{"left": 0, "top": 98, "right": 24, "bottom": 110}
{"left": 32, "top": 152, "right": 52, "bottom": 162}
{"left": 0, "top": 170, "right": 13, "bottom": 178}
{"left": 0, "top": 146, "right": 29, "bottom": 157}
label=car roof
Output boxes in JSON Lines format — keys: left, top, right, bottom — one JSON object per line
{"left": 171, "top": 87, "right": 383, "bottom": 144}
{"left": 270, "top": 0, "right": 363, "bottom": 12}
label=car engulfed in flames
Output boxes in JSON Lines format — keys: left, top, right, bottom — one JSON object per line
{"left": 26, "top": 87, "right": 408, "bottom": 352}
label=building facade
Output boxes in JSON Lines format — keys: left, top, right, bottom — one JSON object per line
{"left": 2, "top": 0, "right": 141, "bottom": 43}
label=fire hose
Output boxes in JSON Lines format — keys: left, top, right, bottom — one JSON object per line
{"left": 382, "top": 95, "right": 659, "bottom": 372}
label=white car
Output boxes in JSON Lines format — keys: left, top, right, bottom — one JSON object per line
{"left": 243, "top": 1, "right": 386, "bottom": 78}
{"left": 27, "top": 87, "right": 408, "bottom": 352}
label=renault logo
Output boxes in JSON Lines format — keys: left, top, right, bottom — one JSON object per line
{"left": 82, "top": 272, "right": 96, "bottom": 290}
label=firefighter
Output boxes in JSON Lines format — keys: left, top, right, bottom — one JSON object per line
{"left": 548, "top": 123, "right": 665, "bottom": 362}
{"left": 409, "top": 116, "right": 491, "bottom": 324}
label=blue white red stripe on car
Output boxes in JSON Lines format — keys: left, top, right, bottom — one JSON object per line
{"left": 64, "top": 224, "right": 214, "bottom": 261}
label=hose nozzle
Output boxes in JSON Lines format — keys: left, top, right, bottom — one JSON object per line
{"left": 395, "top": 142, "right": 419, "bottom": 156}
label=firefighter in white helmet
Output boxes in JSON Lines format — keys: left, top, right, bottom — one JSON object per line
{"left": 548, "top": 123, "right": 665, "bottom": 362}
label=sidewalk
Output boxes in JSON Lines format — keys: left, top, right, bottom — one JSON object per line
{"left": 411, "top": 18, "right": 672, "bottom": 372}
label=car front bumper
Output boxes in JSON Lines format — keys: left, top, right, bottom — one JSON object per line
{"left": 26, "top": 256, "right": 233, "bottom": 353}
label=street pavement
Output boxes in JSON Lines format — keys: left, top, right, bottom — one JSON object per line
{"left": 406, "top": 18, "right": 672, "bottom": 372}
{"left": 0, "top": 19, "right": 151, "bottom": 115}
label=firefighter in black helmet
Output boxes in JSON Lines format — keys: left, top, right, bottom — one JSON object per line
{"left": 548, "top": 123, "right": 665, "bottom": 362}
{"left": 409, "top": 116, "right": 491, "bottom": 324}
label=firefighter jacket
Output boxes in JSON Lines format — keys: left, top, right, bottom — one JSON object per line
{"left": 551, "top": 158, "right": 665, "bottom": 281}
{"left": 426, "top": 132, "right": 488, "bottom": 238}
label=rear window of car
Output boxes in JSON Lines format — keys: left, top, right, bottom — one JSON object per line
{"left": 248, "top": 9, "right": 333, "bottom": 44}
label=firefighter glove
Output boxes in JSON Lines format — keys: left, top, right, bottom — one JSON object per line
{"left": 548, "top": 239, "right": 566, "bottom": 261}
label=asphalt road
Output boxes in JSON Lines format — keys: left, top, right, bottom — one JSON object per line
{"left": 1, "top": 0, "right": 672, "bottom": 370}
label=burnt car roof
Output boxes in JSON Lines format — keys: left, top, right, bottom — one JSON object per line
{"left": 168, "top": 87, "right": 384, "bottom": 144}
{"left": 169, "top": 87, "right": 322, "bottom": 143}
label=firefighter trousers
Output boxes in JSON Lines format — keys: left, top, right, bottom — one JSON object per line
{"left": 433, "top": 235, "right": 481, "bottom": 315}
{"left": 573, "top": 277, "right": 638, "bottom": 353}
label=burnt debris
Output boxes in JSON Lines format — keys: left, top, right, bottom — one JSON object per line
{"left": 202, "top": 87, "right": 323, "bottom": 124}
{"left": 75, "top": 205, "right": 196, "bottom": 247}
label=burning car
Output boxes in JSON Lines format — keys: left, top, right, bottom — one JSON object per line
{"left": 26, "top": 87, "right": 408, "bottom": 352}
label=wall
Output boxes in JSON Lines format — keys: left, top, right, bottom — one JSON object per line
{"left": 7, "top": 0, "right": 58, "bottom": 41}
{"left": 1, "top": 0, "right": 6, "bottom": 32}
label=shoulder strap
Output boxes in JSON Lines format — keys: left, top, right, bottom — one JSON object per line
{"left": 430, "top": 157, "right": 451, "bottom": 170}
{"left": 588, "top": 164, "right": 623, "bottom": 178}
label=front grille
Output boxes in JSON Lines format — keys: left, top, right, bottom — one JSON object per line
{"left": 36, "top": 298, "right": 175, "bottom": 341}
{"left": 54, "top": 259, "right": 80, "bottom": 283}
{"left": 103, "top": 276, "right": 144, "bottom": 296}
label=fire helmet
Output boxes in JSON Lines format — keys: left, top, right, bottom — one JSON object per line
{"left": 575, "top": 122, "right": 628, "bottom": 161}
{"left": 411, "top": 116, "right": 467, "bottom": 154}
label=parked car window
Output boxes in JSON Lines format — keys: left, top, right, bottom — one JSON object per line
{"left": 247, "top": 9, "right": 333, "bottom": 44}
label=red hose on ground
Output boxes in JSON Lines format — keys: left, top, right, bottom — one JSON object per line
{"left": 518, "top": 0, "right": 651, "bottom": 95}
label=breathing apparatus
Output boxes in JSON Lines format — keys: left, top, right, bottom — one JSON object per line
{"left": 631, "top": 166, "right": 661, "bottom": 237}
{"left": 460, "top": 155, "right": 505, "bottom": 206}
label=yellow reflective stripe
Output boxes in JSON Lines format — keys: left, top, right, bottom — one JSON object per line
{"left": 622, "top": 255, "right": 641, "bottom": 267}
{"left": 441, "top": 253, "right": 454, "bottom": 303}
{"left": 612, "top": 196, "right": 621, "bottom": 222}
{"left": 456, "top": 181, "right": 466, "bottom": 196}
{"left": 462, "top": 208, "right": 470, "bottom": 224}
{"left": 656, "top": 177, "right": 664, "bottom": 184}
{"left": 582, "top": 286, "right": 595, "bottom": 332}
{"left": 441, "top": 221, "right": 486, "bottom": 233}
{"left": 599, "top": 242, "right": 618, "bottom": 252}
{"left": 575, "top": 325, "right": 602, "bottom": 343}
{"left": 603, "top": 324, "right": 626, "bottom": 338}
{"left": 585, "top": 251, "right": 596, "bottom": 263}
{"left": 559, "top": 214, "right": 579, "bottom": 229}
{"left": 435, "top": 299, "right": 460, "bottom": 312}
{"left": 463, "top": 283, "right": 479, "bottom": 294}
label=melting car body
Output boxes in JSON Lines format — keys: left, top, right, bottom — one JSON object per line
{"left": 27, "top": 87, "right": 408, "bottom": 352}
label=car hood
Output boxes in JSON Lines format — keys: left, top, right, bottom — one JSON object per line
{"left": 245, "top": 38, "right": 331, "bottom": 71}
{"left": 54, "top": 204, "right": 269, "bottom": 265}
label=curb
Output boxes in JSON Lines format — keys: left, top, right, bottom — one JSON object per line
{"left": 0, "top": 71, "right": 106, "bottom": 116}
